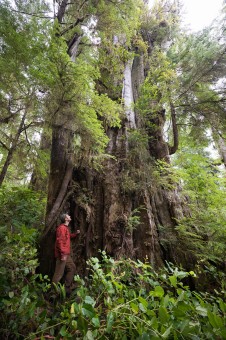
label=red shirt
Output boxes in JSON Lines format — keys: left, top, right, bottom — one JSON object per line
{"left": 54, "top": 224, "right": 77, "bottom": 258}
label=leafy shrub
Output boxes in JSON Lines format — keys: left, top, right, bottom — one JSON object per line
{"left": 173, "top": 150, "right": 226, "bottom": 265}
{"left": 0, "top": 227, "right": 51, "bottom": 339}
{"left": 30, "top": 252, "right": 226, "bottom": 339}
{"left": 0, "top": 185, "right": 46, "bottom": 235}
{"left": 1, "top": 244, "right": 225, "bottom": 339}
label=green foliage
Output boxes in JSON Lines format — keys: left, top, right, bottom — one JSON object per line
{"left": 120, "top": 129, "right": 158, "bottom": 194}
{"left": 136, "top": 48, "right": 176, "bottom": 116}
{"left": 153, "top": 159, "right": 180, "bottom": 190}
{"left": 173, "top": 146, "right": 226, "bottom": 264}
{"left": 96, "top": 0, "right": 141, "bottom": 43}
{"left": 43, "top": 27, "right": 124, "bottom": 159}
{"left": 0, "top": 0, "right": 52, "bottom": 184}
{"left": 0, "top": 227, "right": 51, "bottom": 339}
{"left": 120, "top": 130, "right": 179, "bottom": 195}
{"left": 0, "top": 185, "right": 46, "bottom": 234}
{"left": 92, "top": 0, "right": 142, "bottom": 100}
{"left": 141, "top": 0, "right": 181, "bottom": 47}
{"left": 169, "top": 29, "right": 224, "bottom": 91}
{"left": 60, "top": 255, "right": 226, "bottom": 339}
{"left": 168, "top": 26, "right": 226, "bottom": 147}
{"left": 127, "top": 207, "right": 143, "bottom": 232}
{"left": 0, "top": 244, "right": 225, "bottom": 339}
{"left": 0, "top": 0, "right": 137, "bottom": 183}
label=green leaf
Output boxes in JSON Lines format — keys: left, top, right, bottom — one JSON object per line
{"left": 70, "top": 303, "right": 75, "bottom": 314}
{"left": 176, "top": 290, "right": 185, "bottom": 302}
{"left": 219, "top": 299, "right": 226, "bottom": 313}
{"left": 85, "top": 330, "right": 94, "bottom": 340}
{"left": 146, "top": 309, "right": 156, "bottom": 317}
{"left": 71, "top": 302, "right": 79, "bottom": 314}
{"left": 149, "top": 316, "right": 158, "bottom": 330}
{"left": 84, "top": 295, "right": 96, "bottom": 306}
{"left": 91, "top": 317, "right": 100, "bottom": 328}
{"left": 162, "top": 294, "right": 169, "bottom": 307}
{"left": 116, "top": 297, "right": 125, "bottom": 304}
{"left": 207, "top": 311, "right": 222, "bottom": 328}
{"left": 176, "top": 271, "right": 188, "bottom": 279}
{"left": 213, "top": 314, "right": 224, "bottom": 328}
{"left": 138, "top": 296, "right": 148, "bottom": 307}
{"left": 77, "top": 315, "right": 88, "bottom": 333}
{"left": 82, "top": 304, "right": 96, "bottom": 319}
{"left": 8, "top": 291, "right": 14, "bottom": 298}
{"left": 154, "top": 286, "right": 164, "bottom": 298}
{"left": 71, "top": 320, "right": 77, "bottom": 329}
{"left": 189, "top": 271, "right": 197, "bottom": 277}
{"left": 139, "top": 302, "right": 147, "bottom": 313}
{"left": 130, "top": 302, "right": 139, "bottom": 314}
{"left": 196, "top": 306, "right": 208, "bottom": 317}
{"left": 113, "top": 281, "right": 123, "bottom": 290}
{"left": 158, "top": 306, "right": 169, "bottom": 324}
{"left": 169, "top": 275, "right": 177, "bottom": 287}
{"left": 179, "top": 319, "right": 190, "bottom": 334}
{"left": 59, "top": 325, "right": 67, "bottom": 336}
{"left": 162, "top": 325, "right": 172, "bottom": 338}
{"left": 106, "top": 311, "right": 114, "bottom": 333}
{"left": 173, "top": 301, "right": 192, "bottom": 317}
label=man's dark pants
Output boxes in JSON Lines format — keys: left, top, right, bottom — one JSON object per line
{"left": 52, "top": 255, "right": 76, "bottom": 293}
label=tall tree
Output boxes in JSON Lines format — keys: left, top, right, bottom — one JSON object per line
{"left": 3, "top": 0, "right": 225, "bottom": 278}
{"left": 0, "top": 0, "right": 52, "bottom": 186}
{"left": 168, "top": 21, "right": 226, "bottom": 166}
{"left": 39, "top": 0, "right": 194, "bottom": 277}
{"left": 39, "top": 0, "right": 131, "bottom": 275}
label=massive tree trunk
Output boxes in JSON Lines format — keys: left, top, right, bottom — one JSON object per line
{"left": 39, "top": 1, "right": 194, "bottom": 278}
{"left": 70, "top": 51, "right": 191, "bottom": 275}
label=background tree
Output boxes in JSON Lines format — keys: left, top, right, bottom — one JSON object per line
{"left": 0, "top": 0, "right": 52, "bottom": 186}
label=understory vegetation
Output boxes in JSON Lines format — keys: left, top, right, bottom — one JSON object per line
{"left": 0, "top": 226, "right": 225, "bottom": 340}
{"left": 0, "top": 187, "right": 225, "bottom": 339}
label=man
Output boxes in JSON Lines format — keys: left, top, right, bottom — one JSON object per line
{"left": 52, "top": 213, "right": 80, "bottom": 296}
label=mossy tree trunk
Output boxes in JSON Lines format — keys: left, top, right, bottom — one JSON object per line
{"left": 39, "top": 1, "right": 193, "bottom": 278}
{"left": 69, "top": 51, "right": 191, "bottom": 276}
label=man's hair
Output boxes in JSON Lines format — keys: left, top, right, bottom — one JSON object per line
{"left": 60, "top": 213, "right": 67, "bottom": 223}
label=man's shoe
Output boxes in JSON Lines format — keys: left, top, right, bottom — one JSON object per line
{"left": 65, "top": 286, "right": 71, "bottom": 298}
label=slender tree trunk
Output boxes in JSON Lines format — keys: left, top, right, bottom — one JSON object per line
{"left": 218, "top": 136, "right": 226, "bottom": 168}
{"left": 211, "top": 124, "right": 226, "bottom": 168}
{"left": 30, "top": 130, "right": 51, "bottom": 191}
{"left": 39, "top": 125, "right": 74, "bottom": 276}
{"left": 38, "top": 0, "right": 83, "bottom": 276}
{"left": 0, "top": 112, "right": 26, "bottom": 187}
